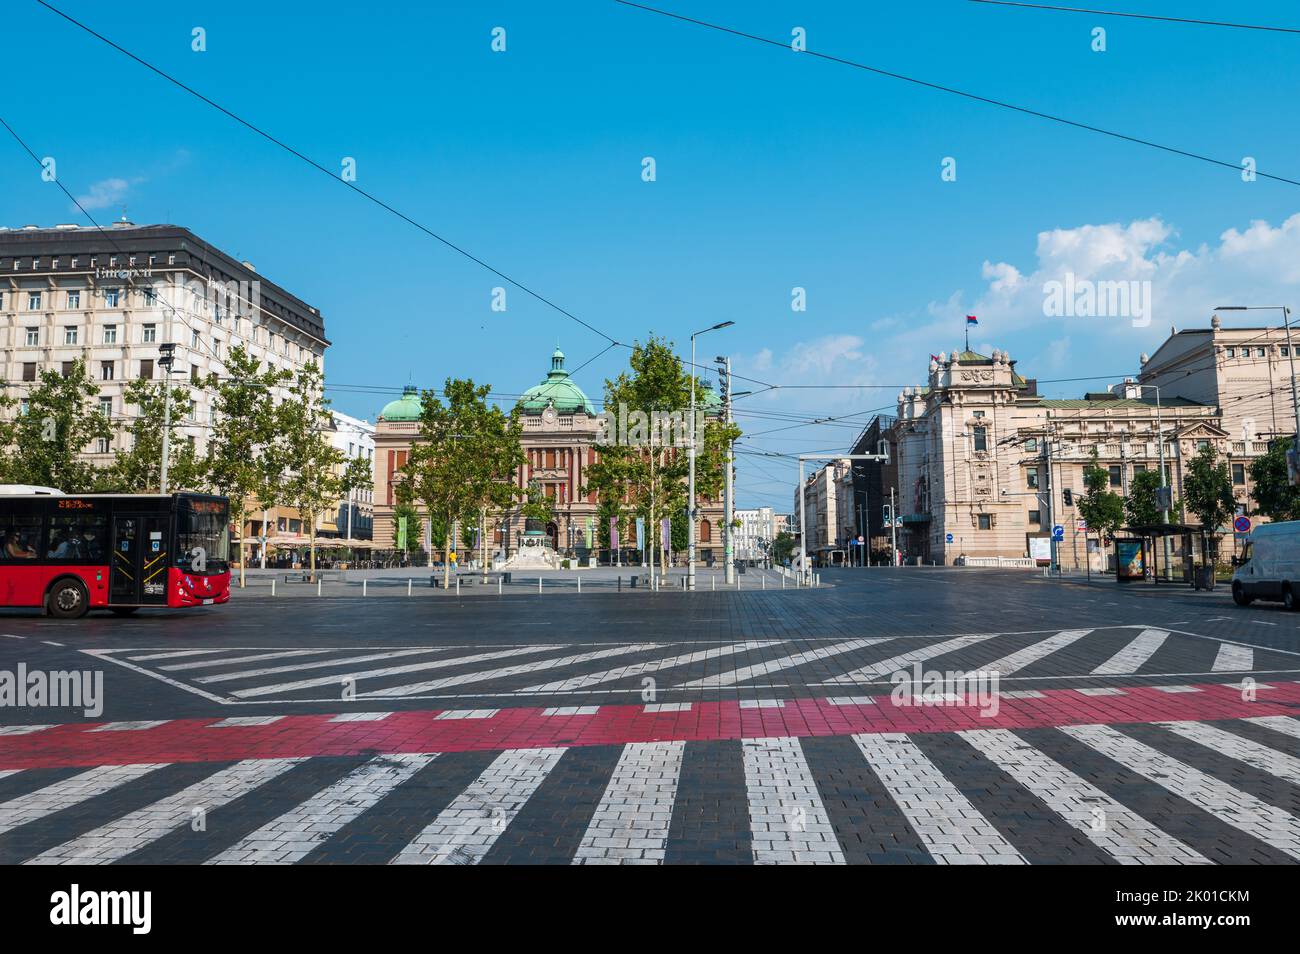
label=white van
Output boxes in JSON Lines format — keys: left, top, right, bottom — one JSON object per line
{"left": 1232, "top": 521, "right": 1300, "bottom": 608}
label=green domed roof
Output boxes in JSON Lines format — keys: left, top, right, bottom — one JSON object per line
{"left": 520, "top": 348, "right": 597, "bottom": 416}
{"left": 379, "top": 385, "right": 421, "bottom": 422}
{"left": 697, "top": 380, "right": 722, "bottom": 413}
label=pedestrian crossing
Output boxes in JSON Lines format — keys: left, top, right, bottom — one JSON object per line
{"left": 85, "top": 626, "right": 1300, "bottom": 704}
{"left": 0, "top": 716, "right": 1295, "bottom": 865}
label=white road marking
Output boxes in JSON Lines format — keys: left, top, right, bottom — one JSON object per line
{"left": 1245, "top": 715, "right": 1300, "bottom": 740}
{"left": 127, "top": 649, "right": 226, "bottom": 662}
{"left": 206, "top": 754, "right": 435, "bottom": 864}
{"left": 958, "top": 729, "right": 1210, "bottom": 864}
{"left": 206, "top": 716, "right": 286, "bottom": 728}
{"left": 825, "top": 634, "right": 1000, "bottom": 684}
{"left": 679, "top": 637, "right": 894, "bottom": 689}
{"left": 1212, "top": 643, "right": 1255, "bottom": 672}
{"left": 434, "top": 709, "right": 500, "bottom": 720}
{"left": 199, "top": 649, "right": 446, "bottom": 684}
{"left": 371, "top": 644, "right": 659, "bottom": 697}
{"left": 522, "top": 641, "right": 765, "bottom": 692}
{"left": 1157, "top": 721, "right": 1300, "bottom": 785}
{"left": 161, "top": 650, "right": 336, "bottom": 672}
{"left": 743, "top": 736, "right": 844, "bottom": 864}
{"left": 541, "top": 706, "right": 600, "bottom": 716}
{"left": 88, "top": 721, "right": 168, "bottom": 732}
{"left": 0, "top": 764, "right": 166, "bottom": 836}
{"left": 573, "top": 741, "right": 684, "bottom": 864}
{"left": 25, "top": 758, "right": 303, "bottom": 865}
{"left": 981, "top": 629, "right": 1093, "bottom": 676}
{"left": 1092, "top": 629, "right": 1168, "bottom": 675}
{"left": 0, "top": 725, "right": 55, "bottom": 736}
{"left": 1062, "top": 724, "right": 1300, "bottom": 861}
{"left": 389, "top": 747, "right": 565, "bottom": 865}
{"left": 327, "top": 712, "right": 392, "bottom": 723}
{"left": 853, "top": 732, "right": 1026, "bottom": 865}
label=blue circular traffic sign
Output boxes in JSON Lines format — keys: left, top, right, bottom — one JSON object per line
{"left": 1234, "top": 515, "right": 1252, "bottom": 534}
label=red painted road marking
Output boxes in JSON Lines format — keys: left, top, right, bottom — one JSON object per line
{"left": 0, "top": 681, "right": 1295, "bottom": 770}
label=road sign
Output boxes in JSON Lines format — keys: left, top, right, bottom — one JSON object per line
{"left": 857, "top": 535, "right": 865, "bottom": 544}
{"left": 1075, "top": 519, "right": 1087, "bottom": 532}
{"left": 1234, "top": 515, "right": 1252, "bottom": 534}
{"left": 1051, "top": 525, "right": 1065, "bottom": 541}
{"left": 945, "top": 533, "right": 954, "bottom": 544}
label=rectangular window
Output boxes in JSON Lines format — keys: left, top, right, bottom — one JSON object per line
{"left": 973, "top": 426, "right": 988, "bottom": 452}
{"left": 62, "top": 361, "right": 75, "bottom": 377}
{"left": 1257, "top": 347, "right": 1266, "bottom": 358}
{"left": 190, "top": 366, "right": 200, "bottom": 384}
{"left": 0, "top": 507, "right": 42, "bottom": 562}
{"left": 191, "top": 329, "right": 200, "bottom": 348}
{"left": 139, "top": 359, "right": 153, "bottom": 380}
{"left": 99, "top": 397, "right": 112, "bottom": 416}
{"left": 1232, "top": 463, "right": 1246, "bottom": 485}
{"left": 27, "top": 291, "right": 41, "bottom": 310}
{"left": 100, "top": 361, "right": 114, "bottom": 381}
{"left": 22, "top": 362, "right": 36, "bottom": 382}
{"left": 103, "top": 288, "right": 120, "bottom": 308}
{"left": 1226, "top": 347, "right": 1236, "bottom": 358}
{"left": 1028, "top": 510, "right": 1041, "bottom": 525}
{"left": 95, "top": 437, "right": 110, "bottom": 455}
{"left": 63, "top": 326, "right": 78, "bottom": 345}
{"left": 24, "top": 327, "right": 38, "bottom": 346}
{"left": 1026, "top": 467, "right": 1039, "bottom": 489}
{"left": 1023, "top": 438, "right": 1037, "bottom": 452}
{"left": 1133, "top": 463, "right": 1147, "bottom": 474}
{"left": 102, "top": 325, "right": 117, "bottom": 344}
{"left": 46, "top": 512, "right": 108, "bottom": 561}
{"left": 1108, "top": 465, "right": 1122, "bottom": 487}
{"left": 66, "top": 289, "right": 80, "bottom": 309}
{"left": 142, "top": 323, "right": 157, "bottom": 343}
{"left": 977, "top": 514, "right": 991, "bottom": 530}
{"left": 143, "top": 286, "right": 156, "bottom": 305}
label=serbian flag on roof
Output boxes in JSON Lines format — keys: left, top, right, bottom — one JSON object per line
{"left": 966, "top": 315, "right": 979, "bottom": 325}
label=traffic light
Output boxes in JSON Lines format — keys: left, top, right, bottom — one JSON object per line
{"left": 1062, "top": 489, "right": 1073, "bottom": 507}
{"left": 882, "top": 504, "right": 893, "bottom": 526}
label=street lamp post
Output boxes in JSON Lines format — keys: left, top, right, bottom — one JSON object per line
{"left": 687, "top": 321, "right": 733, "bottom": 592}
{"left": 157, "top": 342, "right": 176, "bottom": 494}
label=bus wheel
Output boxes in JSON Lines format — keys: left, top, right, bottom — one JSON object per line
{"left": 109, "top": 607, "right": 138, "bottom": 616}
{"left": 47, "top": 578, "right": 89, "bottom": 620}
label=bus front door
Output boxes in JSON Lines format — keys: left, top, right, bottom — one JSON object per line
{"left": 110, "top": 514, "right": 170, "bottom": 606}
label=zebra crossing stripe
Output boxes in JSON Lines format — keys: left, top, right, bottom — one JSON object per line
{"left": 1212, "top": 643, "right": 1255, "bottom": 672}
{"left": 1157, "top": 721, "right": 1300, "bottom": 785}
{"left": 1092, "top": 629, "right": 1169, "bottom": 675}
{"left": 1245, "top": 715, "right": 1300, "bottom": 739}
{"left": 680, "top": 638, "right": 894, "bottom": 689}
{"left": 388, "top": 747, "right": 565, "bottom": 865}
{"left": 852, "top": 733, "right": 1027, "bottom": 864}
{"left": 24, "top": 758, "right": 304, "bottom": 865}
{"left": 200, "top": 649, "right": 449, "bottom": 685}
{"left": 161, "top": 650, "right": 335, "bottom": 672}
{"left": 523, "top": 642, "right": 766, "bottom": 693}
{"left": 0, "top": 725, "right": 54, "bottom": 736}
{"left": 127, "top": 650, "right": 226, "bottom": 662}
{"left": 0, "top": 764, "right": 166, "bottom": 836}
{"left": 229, "top": 646, "right": 566, "bottom": 699}
{"left": 981, "top": 629, "right": 1092, "bottom": 676}
{"left": 957, "top": 729, "right": 1210, "bottom": 864}
{"left": 206, "top": 754, "right": 437, "bottom": 864}
{"left": 371, "top": 644, "right": 661, "bottom": 697}
{"left": 824, "top": 634, "right": 1000, "bottom": 684}
{"left": 743, "top": 736, "right": 845, "bottom": 864}
{"left": 572, "top": 741, "right": 684, "bottom": 864}
{"left": 1062, "top": 724, "right": 1300, "bottom": 861}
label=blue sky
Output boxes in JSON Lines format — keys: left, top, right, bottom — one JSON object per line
{"left": 6, "top": 1, "right": 1300, "bottom": 509}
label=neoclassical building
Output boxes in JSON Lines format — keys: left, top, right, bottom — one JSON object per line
{"left": 371, "top": 347, "right": 725, "bottom": 561}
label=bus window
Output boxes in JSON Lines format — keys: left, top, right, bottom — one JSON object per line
{"left": 0, "top": 510, "right": 41, "bottom": 560}
{"left": 176, "top": 500, "right": 230, "bottom": 572}
{"left": 46, "top": 513, "right": 108, "bottom": 561}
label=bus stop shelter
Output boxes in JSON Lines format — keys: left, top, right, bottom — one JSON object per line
{"left": 1114, "top": 523, "right": 1213, "bottom": 588}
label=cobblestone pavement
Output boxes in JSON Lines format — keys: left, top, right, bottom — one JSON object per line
{"left": 1, "top": 567, "right": 1297, "bottom": 864}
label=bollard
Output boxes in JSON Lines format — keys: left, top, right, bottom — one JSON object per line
{"left": 762, "top": 574, "right": 766, "bottom": 590}
{"left": 711, "top": 576, "right": 715, "bottom": 592}
{"left": 317, "top": 578, "right": 322, "bottom": 597}
{"left": 538, "top": 576, "right": 543, "bottom": 594}
{"left": 271, "top": 579, "right": 276, "bottom": 597}
{"left": 363, "top": 580, "right": 368, "bottom": 597}
{"left": 618, "top": 576, "right": 622, "bottom": 592}
{"left": 577, "top": 576, "right": 581, "bottom": 594}
{"left": 498, "top": 577, "right": 502, "bottom": 595}
{"left": 457, "top": 579, "right": 461, "bottom": 596}
{"left": 408, "top": 579, "right": 412, "bottom": 597}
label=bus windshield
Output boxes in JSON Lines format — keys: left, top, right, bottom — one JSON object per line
{"left": 176, "top": 499, "right": 230, "bottom": 573}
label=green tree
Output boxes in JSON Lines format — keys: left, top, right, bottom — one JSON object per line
{"left": 104, "top": 379, "right": 205, "bottom": 494}
{"left": 1077, "top": 449, "right": 1125, "bottom": 548}
{"left": 771, "top": 530, "right": 796, "bottom": 566}
{"left": 1125, "top": 468, "right": 1168, "bottom": 528}
{"left": 1249, "top": 438, "right": 1300, "bottom": 521}
{"left": 7, "top": 361, "right": 111, "bottom": 492}
{"left": 207, "top": 346, "right": 290, "bottom": 586}
{"left": 0, "top": 383, "right": 18, "bottom": 483}
{"left": 400, "top": 378, "right": 525, "bottom": 589}
{"left": 1183, "top": 443, "right": 1235, "bottom": 562}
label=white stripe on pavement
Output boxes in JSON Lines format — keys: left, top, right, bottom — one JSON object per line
{"left": 1062, "top": 724, "right": 1300, "bottom": 862}
{"left": 573, "top": 741, "right": 684, "bottom": 864}
{"left": 161, "top": 650, "right": 336, "bottom": 672}
{"left": 743, "top": 736, "right": 844, "bottom": 864}
{"left": 1211, "top": 643, "right": 1255, "bottom": 672}
{"left": 825, "top": 634, "right": 1000, "bottom": 684}
{"left": 389, "top": 747, "right": 565, "bottom": 865}
{"left": 958, "top": 729, "right": 1210, "bottom": 864}
{"left": 206, "top": 754, "right": 436, "bottom": 864}
{"left": 25, "top": 758, "right": 303, "bottom": 865}
{"left": 1245, "top": 715, "right": 1300, "bottom": 740}
{"left": 680, "top": 638, "right": 894, "bottom": 689}
{"left": 523, "top": 642, "right": 766, "bottom": 693}
{"left": 126, "top": 650, "right": 226, "bottom": 662}
{"left": 0, "top": 764, "right": 166, "bottom": 836}
{"left": 229, "top": 646, "right": 566, "bottom": 699}
{"left": 980, "top": 629, "right": 1092, "bottom": 676}
{"left": 369, "top": 645, "right": 660, "bottom": 697}
{"left": 1157, "top": 721, "right": 1300, "bottom": 786}
{"left": 1092, "top": 629, "right": 1168, "bottom": 675}
{"left": 199, "top": 649, "right": 447, "bottom": 684}
{"left": 852, "top": 732, "right": 1026, "bottom": 864}
{"left": 0, "top": 725, "right": 54, "bottom": 736}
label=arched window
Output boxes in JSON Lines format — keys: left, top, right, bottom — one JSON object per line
{"left": 700, "top": 519, "right": 712, "bottom": 543}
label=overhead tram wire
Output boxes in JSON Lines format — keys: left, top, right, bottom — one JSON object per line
{"left": 967, "top": 1, "right": 1300, "bottom": 35}
{"left": 611, "top": 0, "right": 1300, "bottom": 188}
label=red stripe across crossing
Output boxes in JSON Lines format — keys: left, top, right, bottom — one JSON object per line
{"left": 1, "top": 680, "right": 1295, "bottom": 770}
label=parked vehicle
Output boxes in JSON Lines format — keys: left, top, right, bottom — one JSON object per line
{"left": 1232, "top": 520, "right": 1300, "bottom": 609}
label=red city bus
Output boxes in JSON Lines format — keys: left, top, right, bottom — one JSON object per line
{"left": 0, "top": 492, "right": 231, "bottom": 618}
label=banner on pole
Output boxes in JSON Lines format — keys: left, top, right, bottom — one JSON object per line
{"left": 661, "top": 517, "right": 670, "bottom": 551}
{"left": 610, "top": 516, "right": 619, "bottom": 552}
{"left": 635, "top": 517, "right": 644, "bottom": 551}
{"left": 585, "top": 516, "right": 594, "bottom": 549}
{"left": 396, "top": 516, "right": 407, "bottom": 551}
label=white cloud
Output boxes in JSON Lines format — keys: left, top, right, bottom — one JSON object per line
{"left": 74, "top": 176, "right": 137, "bottom": 212}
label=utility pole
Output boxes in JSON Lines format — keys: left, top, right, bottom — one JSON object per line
{"left": 687, "top": 321, "right": 734, "bottom": 591}
{"left": 158, "top": 342, "right": 176, "bottom": 494}
{"left": 890, "top": 486, "right": 898, "bottom": 566}
{"left": 721, "top": 356, "right": 735, "bottom": 585}
{"left": 1044, "top": 421, "right": 1057, "bottom": 575}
